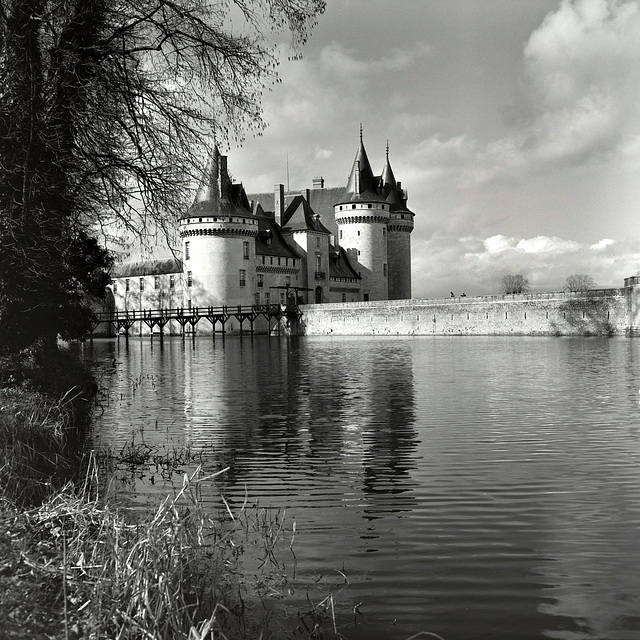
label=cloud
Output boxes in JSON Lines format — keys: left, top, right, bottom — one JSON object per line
{"left": 516, "top": 236, "right": 581, "bottom": 253}
{"left": 591, "top": 238, "right": 615, "bottom": 250}
{"left": 318, "top": 41, "right": 432, "bottom": 81}
{"left": 406, "top": 0, "right": 640, "bottom": 192}
{"left": 483, "top": 234, "right": 516, "bottom": 254}
{"left": 413, "top": 230, "right": 640, "bottom": 299}
{"left": 522, "top": 0, "right": 640, "bottom": 164}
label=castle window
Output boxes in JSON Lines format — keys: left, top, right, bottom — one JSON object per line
{"left": 154, "top": 276, "right": 160, "bottom": 290}
{"left": 285, "top": 276, "right": 291, "bottom": 286}
{"left": 239, "top": 269, "right": 246, "bottom": 287}
{"left": 383, "top": 263, "right": 387, "bottom": 278}
{"left": 270, "top": 257, "right": 273, "bottom": 265}
{"left": 265, "top": 292, "right": 270, "bottom": 305}
{"left": 262, "top": 256, "right": 265, "bottom": 265}
{"left": 280, "top": 292, "right": 285, "bottom": 304}
{"left": 243, "top": 241, "right": 250, "bottom": 260}
{"left": 352, "top": 204, "right": 356, "bottom": 209}
{"left": 339, "top": 230, "right": 343, "bottom": 239}
{"left": 357, "top": 231, "right": 360, "bottom": 236}
{"left": 187, "top": 271, "right": 193, "bottom": 287}
{"left": 255, "top": 292, "right": 260, "bottom": 305}
{"left": 316, "top": 237, "right": 320, "bottom": 248}
{"left": 342, "top": 293, "right": 346, "bottom": 302}
{"left": 169, "top": 275, "right": 175, "bottom": 289}
{"left": 383, "top": 228, "right": 386, "bottom": 236}
{"left": 139, "top": 277, "right": 145, "bottom": 291}
{"left": 285, "top": 258, "right": 288, "bottom": 266}
{"left": 125, "top": 279, "right": 130, "bottom": 292}
{"left": 364, "top": 294, "right": 369, "bottom": 301}
{"left": 278, "top": 257, "right": 281, "bottom": 265}
{"left": 368, "top": 204, "right": 372, "bottom": 209}
{"left": 257, "top": 273, "right": 264, "bottom": 288}
{"left": 113, "top": 282, "right": 117, "bottom": 293}
{"left": 316, "top": 254, "right": 322, "bottom": 271}
{"left": 185, "top": 241, "right": 190, "bottom": 260}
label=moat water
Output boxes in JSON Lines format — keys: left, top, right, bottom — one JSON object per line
{"left": 78, "top": 335, "right": 640, "bottom": 640}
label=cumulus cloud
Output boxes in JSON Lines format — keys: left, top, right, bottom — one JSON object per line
{"left": 413, "top": 231, "right": 640, "bottom": 299}
{"left": 591, "top": 238, "right": 615, "bottom": 250}
{"left": 483, "top": 235, "right": 516, "bottom": 254}
{"left": 407, "top": 0, "right": 640, "bottom": 191}
{"left": 516, "top": 236, "right": 581, "bottom": 253}
{"left": 521, "top": 0, "right": 640, "bottom": 164}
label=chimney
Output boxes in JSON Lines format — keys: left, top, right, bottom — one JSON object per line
{"left": 312, "top": 176, "right": 325, "bottom": 189}
{"left": 274, "top": 184, "right": 285, "bottom": 226}
{"left": 302, "top": 188, "right": 311, "bottom": 203}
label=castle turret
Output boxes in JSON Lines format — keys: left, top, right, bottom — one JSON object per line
{"left": 334, "top": 129, "right": 390, "bottom": 301}
{"left": 178, "top": 146, "right": 258, "bottom": 307}
{"left": 381, "top": 143, "right": 414, "bottom": 300}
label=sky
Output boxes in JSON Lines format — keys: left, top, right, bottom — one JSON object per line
{"left": 228, "top": 0, "right": 640, "bottom": 299}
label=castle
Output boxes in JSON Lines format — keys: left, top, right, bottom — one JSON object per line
{"left": 111, "top": 132, "right": 415, "bottom": 315}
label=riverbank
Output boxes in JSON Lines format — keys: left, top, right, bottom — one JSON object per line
{"left": 0, "top": 345, "right": 338, "bottom": 639}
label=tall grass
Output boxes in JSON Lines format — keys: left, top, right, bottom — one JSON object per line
{"left": 0, "top": 348, "right": 345, "bottom": 639}
{"left": 0, "top": 387, "right": 80, "bottom": 507}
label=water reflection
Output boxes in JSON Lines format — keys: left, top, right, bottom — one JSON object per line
{"left": 78, "top": 336, "right": 640, "bottom": 640}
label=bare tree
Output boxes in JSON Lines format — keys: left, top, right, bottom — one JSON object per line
{"left": 501, "top": 274, "right": 530, "bottom": 294}
{"left": 564, "top": 274, "right": 595, "bottom": 292}
{"left": 0, "top": 0, "right": 325, "bottom": 353}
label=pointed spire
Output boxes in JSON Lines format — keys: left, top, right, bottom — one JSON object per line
{"left": 381, "top": 143, "right": 402, "bottom": 207}
{"left": 342, "top": 127, "right": 382, "bottom": 202}
{"left": 186, "top": 144, "right": 254, "bottom": 218}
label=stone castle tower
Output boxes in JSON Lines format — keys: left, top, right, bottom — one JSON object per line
{"left": 334, "top": 130, "right": 415, "bottom": 301}
{"left": 111, "top": 131, "right": 415, "bottom": 320}
{"left": 178, "top": 146, "right": 259, "bottom": 307}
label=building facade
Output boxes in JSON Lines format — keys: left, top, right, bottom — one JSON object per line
{"left": 110, "top": 133, "right": 415, "bottom": 327}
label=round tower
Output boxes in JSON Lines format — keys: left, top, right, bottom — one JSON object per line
{"left": 334, "top": 131, "right": 389, "bottom": 301}
{"left": 178, "top": 147, "right": 258, "bottom": 308}
{"left": 381, "top": 144, "right": 414, "bottom": 300}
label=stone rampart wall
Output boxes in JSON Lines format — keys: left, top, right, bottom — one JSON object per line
{"left": 298, "top": 290, "right": 629, "bottom": 337}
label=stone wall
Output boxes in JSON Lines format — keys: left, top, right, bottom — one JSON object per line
{"left": 297, "top": 289, "right": 631, "bottom": 337}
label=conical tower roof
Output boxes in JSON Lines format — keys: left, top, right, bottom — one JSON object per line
{"left": 380, "top": 142, "right": 403, "bottom": 207}
{"left": 339, "top": 127, "right": 386, "bottom": 204}
{"left": 185, "top": 145, "right": 254, "bottom": 219}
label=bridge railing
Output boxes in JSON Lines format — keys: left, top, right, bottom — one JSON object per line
{"left": 93, "top": 303, "right": 293, "bottom": 322}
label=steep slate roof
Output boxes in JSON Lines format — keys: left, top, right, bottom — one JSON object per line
{"left": 281, "top": 195, "right": 331, "bottom": 233}
{"left": 380, "top": 148, "right": 403, "bottom": 207}
{"left": 112, "top": 258, "right": 182, "bottom": 278}
{"left": 338, "top": 132, "right": 387, "bottom": 205}
{"left": 329, "top": 245, "right": 361, "bottom": 281}
{"left": 380, "top": 145, "right": 415, "bottom": 216}
{"left": 184, "top": 146, "right": 254, "bottom": 219}
{"left": 254, "top": 208, "right": 300, "bottom": 259}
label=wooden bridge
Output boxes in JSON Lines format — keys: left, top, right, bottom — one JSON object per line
{"left": 90, "top": 302, "right": 302, "bottom": 338}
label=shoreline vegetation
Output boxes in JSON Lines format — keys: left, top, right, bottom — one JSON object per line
{"left": 0, "top": 346, "right": 340, "bottom": 639}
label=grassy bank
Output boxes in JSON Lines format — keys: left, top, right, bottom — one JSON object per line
{"left": 0, "top": 347, "right": 339, "bottom": 640}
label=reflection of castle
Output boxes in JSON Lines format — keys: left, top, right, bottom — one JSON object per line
{"left": 110, "top": 132, "right": 415, "bottom": 312}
